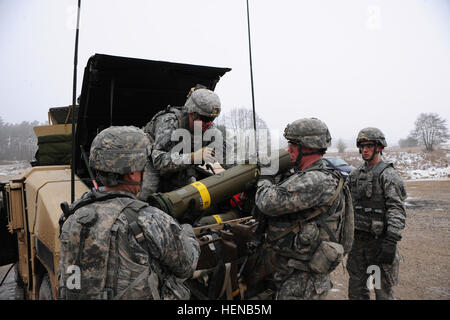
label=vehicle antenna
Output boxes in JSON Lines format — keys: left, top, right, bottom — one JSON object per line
{"left": 80, "top": 145, "right": 99, "bottom": 190}
{"left": 71, "top": 0, "right": 82, "bottom": 203}
{"left": 246, "top": 0, "right": 259, "bottom": 160}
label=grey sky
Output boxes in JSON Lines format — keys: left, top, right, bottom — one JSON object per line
{"left": 1, "top": 0, "right": 449, "bottom": 147}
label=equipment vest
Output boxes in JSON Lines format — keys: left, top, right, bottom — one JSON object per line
{"left": 348, "top": 161, "right": 392, "bottom": 235}
{"left": 144, "top": 105, "right": 184, "bottom": 143}
{"left": 267, "top": 161, "right": 354, "bottom": 254}
{"left": 58, "top": 190, "right": 161, "bottom": 300}
{"left": 143, "top": 105, "right": 215, "bottom": 192}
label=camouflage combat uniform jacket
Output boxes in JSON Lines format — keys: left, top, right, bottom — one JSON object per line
{"left": 137, "top": 158, "right": 160, "bottom": 202}
{"left": 348, "top": 160, "right": 407, "bottom": 238}
{"left": 255, "top": 159, "right": 348, "bottom": 299}
{"left": 58, "top": 189, "right": 200, "bottom": 300}
{"left": 346, "top": 160, "right": 407, "bottom": 299}
{"left": 146, "top": 107, "right": 231, "bottom": 192}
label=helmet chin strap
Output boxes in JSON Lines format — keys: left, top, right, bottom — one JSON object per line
{"left": 117, "top": 180, "right": 141, "bottom": 186}
{"left": 293, "top": 147, "right": 304, "bottom": 167}
{"left": 118, "top": 171, "right": 144, "bottom": 187}
{"left": 359, "top": 142, "right": 381, "bottom": 162}
{"left": 294, "top": 145, "right": 322, "bottom": 168}
{"left": 368, "top": 149, "right": 378, "bottom": 161}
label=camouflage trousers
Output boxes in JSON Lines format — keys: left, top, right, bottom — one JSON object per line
{"left": 346, "top": 231, "right": 400, "bottom": 300}
{"left": 246, "top": 247, "right": 333, "bottom": 300}
{"left": 269, "top": 253, "right": 332, "bottom": 300}
{"left": 274, "top": 270, "right": 332, "bottom": 300}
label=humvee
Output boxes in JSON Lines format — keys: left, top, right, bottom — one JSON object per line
{"left": 0, "top": 54, "right": 290, "bottom": 300}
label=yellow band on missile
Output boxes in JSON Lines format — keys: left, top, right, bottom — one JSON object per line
{"left": 212, "top": 215, "right": 222, "bottom": 223}
{"left": 190, "top": 181, "right": 211, "bottom": 210}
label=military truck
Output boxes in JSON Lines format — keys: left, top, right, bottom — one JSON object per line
{"left": 0, "top": 54, "right": 290, "bottom": 300}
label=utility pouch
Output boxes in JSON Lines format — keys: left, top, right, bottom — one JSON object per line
{"left": 308, "top": 241, "right": 344, "bottom": 274}
{"left": 370, "top": 220, "right": 384, "bottom": 237}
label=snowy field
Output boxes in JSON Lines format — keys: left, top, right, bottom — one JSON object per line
{"left": 322, "top": 144, "right": 448, "bottom": 181}
{"left": 342, "top": 151, "right": 449, "bottom": 180}
{"left": 0, "top": 145, "right": 449, "bottom": 182}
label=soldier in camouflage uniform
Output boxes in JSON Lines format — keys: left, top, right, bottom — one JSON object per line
{"left": 143, "top": 85, "right": 230, "bottom": 193}
{"left": 136, "top": 158, "right": 160, "bottom": 202}
{"left": 347, "top": 127, "right": 407, "bottom": 300}
{"left": 58, "top": 126, "right": 200, "bottom": 300}
{"left": 254, "top": 118, "right": 353, "bottom": 300}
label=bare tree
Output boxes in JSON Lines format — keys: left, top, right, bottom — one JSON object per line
{"left": 409, "top": 113, "right": 449, "bottom": 151}
{"left": 216, "top": 107, "right": 271, "bottom": 160}
{"left": 216, "top": 107, "right": 269, "bottom": 136}
{"left": 217, "top": 107, "right": 268, "bottom": 132}
{"left": 398, "top": 137, "right": 418, "bottom": 148}
{"left": 336, "top": 139, "right": 347, "bottom": 153}
{"left": 0, "top": 118, "right": 42, "bottom": 161}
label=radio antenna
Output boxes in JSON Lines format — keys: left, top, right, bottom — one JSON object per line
{"left": 246, "top": 0, "right": 259, "bottom": 160}
{"left": 71, "top": 0, "right": 81, "bottom": 203}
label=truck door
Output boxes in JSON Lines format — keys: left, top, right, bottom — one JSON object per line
{"left": 0, "top": 183, "right": 18, "bottom": 266}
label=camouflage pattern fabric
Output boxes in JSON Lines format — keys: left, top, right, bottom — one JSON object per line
{"left": 283, "top": 118, "right": 331, "bottom": 149}
{"left": 348, "top": 161, "right": 407, "bottom": 239}
{"left": 184, "top": 88, "right": 221, "bottom": 117}
{"left": 255, "top": 159, "right": 346, "bottom": 300}
{"left": 356, "top": 127, "right": 387, "bottom": 148}
{"left": 90, "top": 126, "right": 150, "bottom": 174}
{"left": 58, "top": 189, "right": 199, "bottom": 300}
{"left": 347, "top": 231, "right": 400, "bottom": 300}
{"left": 275, "top": 270, "right": 332, "bottom": 300}
{"left": 150, "top": 110, "right": 191, "bottom": 176}
{"left": 149, "top": 110, "right": 232, "bottom": 191}
{"left": 347, "top": 160, "right": 406, "bottom": 300}
{"left": 137, "top": 159, "right": 160, "bottom": 202}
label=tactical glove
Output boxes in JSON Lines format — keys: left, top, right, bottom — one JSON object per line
{"left": 378, "top": 233, "right": 398, "bottom": 265}
{"left": 191, "top": 146, "right": 215, "bottom": 164}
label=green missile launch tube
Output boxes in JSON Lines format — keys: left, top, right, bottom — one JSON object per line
{"left": 148, "top": 148, "right": 291, "bottom": 219}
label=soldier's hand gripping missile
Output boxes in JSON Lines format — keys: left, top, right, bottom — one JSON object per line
{"left": 147, "top": 148, "right": 292, "bottom": 220}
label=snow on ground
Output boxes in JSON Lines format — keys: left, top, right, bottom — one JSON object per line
{"left": 0, "top": 146, "right": 449, "bottom": 182}
{"left": 330, "top": 146, "right": 449, "bottom": 181}
{"left": 406, "top": 167, "right": 449, "bottom": 180}
{"left": 383, "top": 151, "right": 449, "bottom": 180}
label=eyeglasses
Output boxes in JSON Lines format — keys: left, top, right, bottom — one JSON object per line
{"left": 288, "top": 140, "right": 298, "bottom": 146}
{"left": 195, "top": 113, "right": 215, "bottom": 123}
{"left": 359, "top": 143, "right": 376, "bottom": 149}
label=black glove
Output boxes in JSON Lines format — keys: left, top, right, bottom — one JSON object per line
{"left": 378, "top": 233, "right": 399, "bottom": 265}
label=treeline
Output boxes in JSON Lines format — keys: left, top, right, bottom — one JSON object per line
{"left": 0, "top": 116, "right": 44, "bottom": 161}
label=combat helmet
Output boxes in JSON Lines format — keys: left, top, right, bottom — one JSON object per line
{"left": 90, "top": 126, "right": 149, "bottom": 176}
{"left": 356, "top": 127, "right": 387, "bottom": 148}
{"left": 185, "top": 88, "right": 221, "bottom": 118}
{"left": 284, "top": 117, "right": 332, "bottom": 150}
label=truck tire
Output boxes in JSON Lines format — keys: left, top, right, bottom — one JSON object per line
{"left": 38, "top": 273, "right": 53, "bottom": 300}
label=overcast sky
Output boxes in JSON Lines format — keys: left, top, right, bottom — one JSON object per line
{"left": 1, "top": 0, "right": 449, "bottom": 147}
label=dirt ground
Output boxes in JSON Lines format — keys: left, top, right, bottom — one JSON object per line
{"left": 326, "top": 180, "right": 450, "bottom": 300}
{"left": 1, "top": 180, "right": 449, "bottom": 300}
